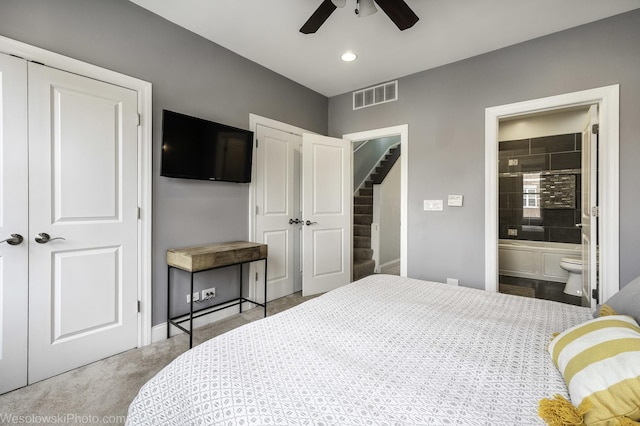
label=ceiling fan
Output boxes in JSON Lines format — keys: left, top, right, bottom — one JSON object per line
{"left": 300, "top": 0, "right": 419, "bottom": 34}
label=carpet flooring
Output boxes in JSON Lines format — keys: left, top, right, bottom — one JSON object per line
{"left": 0, "top": 292, "right": 317, "bottom": 425}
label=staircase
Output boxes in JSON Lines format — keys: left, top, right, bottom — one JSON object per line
{"left": 353, "top": 183, "right": 375, "bottom": 280}
{"left": 353, "top": 145, "right": 400, "bottom": 281}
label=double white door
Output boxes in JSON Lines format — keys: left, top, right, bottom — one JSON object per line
{"left": 0, "top": 54, "right": 139, "bottom": 394}
{"left": 255, "top": 125, "right": 351, "bottom": 300}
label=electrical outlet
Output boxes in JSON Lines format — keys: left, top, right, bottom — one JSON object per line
{"left": 186, "top": 292, "right": 200, "bottom": 304}
{"left": 446, "top": 278, "right": 459, "bottom": 286}
{"left": 202, "top": 287, "right": 216, "bottom": 300}
{"left": 508, "top": 228, "right": 518, "bottom": 236}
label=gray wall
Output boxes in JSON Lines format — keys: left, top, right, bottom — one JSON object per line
{"left": 378, "top": 160, "right": 401, "bottom": 266}
{"left": 329, "top": 10, "right": 640, "bottom": 289}
{"left": 2, "top": 0, "right": 638, "bottom": 326}
{"left": 0, "top": 0, "right": 328, "bottom": 325}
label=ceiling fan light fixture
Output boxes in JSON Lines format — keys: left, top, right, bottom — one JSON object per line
{"left": 341, "top": 51, "right": 358, "bottom": 62}
{"left": 356, "top": 0, "right": 377, "bottom": 17}
{"left": 301, "top": 0, "right": 418, "bottom": 34}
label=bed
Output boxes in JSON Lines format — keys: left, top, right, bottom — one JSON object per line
{"left": 126, "top": 274, "right": 594, "bottom": 425}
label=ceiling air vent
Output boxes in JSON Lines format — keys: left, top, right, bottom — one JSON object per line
{"left": 353, "top": 80, "right": 398, "bottom": 110}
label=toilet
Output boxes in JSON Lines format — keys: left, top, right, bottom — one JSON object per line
{"left": 560, "top": 257, "right": 582, "bottom": 296}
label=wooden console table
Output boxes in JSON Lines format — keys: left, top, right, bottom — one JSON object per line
{"left": 167, "top": 241, "right": 268, "bottom": 348}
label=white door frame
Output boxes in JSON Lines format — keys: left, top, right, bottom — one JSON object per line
{"left": 343, "top": 125, "right": 409, "bottom": 277}
{"left": 0, "top": 35, "right": 154, "bottom": 346}
{"left": 248, "top": 114, "right": 314, "bottom": 301}
{"left": 485, "top": 85, "right": 619, "bottom": 303}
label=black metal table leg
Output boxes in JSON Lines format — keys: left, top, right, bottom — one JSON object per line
{"left": 189, "top": 271, "right": 194, "bottom": 348}
{"left": 239, "top": 263, "right": 243, "bottom": 314}
{"left": 264, "top": 258, "right": 268, "bottom": 318}
{"left": 167, "top": 266, "right": 171, "bottom": 339}
{"left": 166, "top": 242, "right": 267, "bottom": 349}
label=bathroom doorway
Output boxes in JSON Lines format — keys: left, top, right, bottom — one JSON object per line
{"left": 485, "top": 85, "right": 620, "bottom": 309}
{"left": 496, "top": 107, "right": 591, "bottom": 305}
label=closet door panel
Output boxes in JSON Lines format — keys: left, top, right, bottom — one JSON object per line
{"left": 301, "top": 133, "right": 352, "bottom": 296}
{"left": 254, "top": 125, "right": 301, "bottom": 301}
{"left": 27, "top": 62, "right": 139, "bottom": 384}
{"left": 0, "top": 53, "right": 28, "bottom": 395}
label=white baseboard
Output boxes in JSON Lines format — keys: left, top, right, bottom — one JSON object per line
{"left": 380, "top": 258, "right": 401, "bottom": 274}
{"left": 151, "top": 301, "right": 254, "bottom": 343}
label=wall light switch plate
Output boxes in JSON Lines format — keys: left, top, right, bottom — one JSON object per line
{"left": 448, "top": 195, "right": 463, "bottom": 207}
{"left": 424, "top": 200, "right": 443, "bottom": 211}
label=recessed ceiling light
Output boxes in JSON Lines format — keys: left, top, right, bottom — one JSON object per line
{"left": 341, "top": 52, "right": 357, "bottom": 62}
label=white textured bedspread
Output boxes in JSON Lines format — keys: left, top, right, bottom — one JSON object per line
{"left": 126, "top": 275, "right": 592, "bottom": 425}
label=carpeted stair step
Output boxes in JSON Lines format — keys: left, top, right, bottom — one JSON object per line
{"left": 358, "top": 187, "right": 373, "bottom": 197}
{"left": 354, "top": 195, "right": 372, "bottom": 205}
{"left": 354, "top": 204, "right": 373, "bottom": 215}
{"left": 353, "top": 259, "right": 375, "bottom": 281}
{"left": 354, "top": 235, "right": 371, "bottom": 248}
{"left": 354, "top": 224, "right": 371, "bottom": 237}
{"left": 354, "top": 214, "right": 373, "bottom": 225}
{"left": 354, "top": 248, "right": 374, "bottom": 261}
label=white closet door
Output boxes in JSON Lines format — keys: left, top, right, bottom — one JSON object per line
{"left": 255, "top": 125, "right": 302, "bottom": 301}
{"left": 27, "top": 63, "right": 139, "bottom": 383}
{"left": 301, "top": 133, "right": 352, "bottom": 296}
{"left": 0, "top": 53, "right": 29, "bottom": 394}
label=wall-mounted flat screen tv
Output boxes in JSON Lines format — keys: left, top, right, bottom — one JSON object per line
{"left": 161, "top": 110, "right": 254, "bottom": 183}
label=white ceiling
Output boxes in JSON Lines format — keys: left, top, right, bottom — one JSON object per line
{"left": 129, "top": 0, "right": 640, "bottom": 97}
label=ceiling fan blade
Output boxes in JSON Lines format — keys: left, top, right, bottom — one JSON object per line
{"left": 300, "top": 0, "right": 338, "bottom": 34}
{"left": 373, "top": 0, "right": 419, "bottom": 31}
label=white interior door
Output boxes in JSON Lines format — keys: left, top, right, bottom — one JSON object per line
{"left": 0, "top": 53, "right": 29, "bottom": 394}
{"left": 581, "top": 105, "right": 598, "bottom": 308}
{"left": 27, "top": 62, "right": 139, "bottom": 383}
{"left": 255, "top": 125, "right": 302, "bottom": 301}
{"left": 302, "top": 134, "right": 352, "bottom": 296}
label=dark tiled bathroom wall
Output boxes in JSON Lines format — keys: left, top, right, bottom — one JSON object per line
{"left": 499, "top": 133, "right": 582, "bottom": 244}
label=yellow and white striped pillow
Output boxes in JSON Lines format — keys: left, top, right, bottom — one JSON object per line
{"left": 548, "top": 315, "right": 640, "bottom": 425}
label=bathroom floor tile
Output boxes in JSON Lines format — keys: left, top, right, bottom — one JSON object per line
{"left": 499, "top": 275, "right": 582, "bottom": 306}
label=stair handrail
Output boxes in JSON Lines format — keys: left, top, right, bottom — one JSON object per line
{"left": 353, "top": 139, "right": 370, "bottom": 154}
{"left": 353, "top": 138, "right": 400, "bottom": 195}
{"left": 354, "top": 143, "right": 401, "bottom": 193}
{"left": 371, "top": 143, "right": 401, "bottom": 185}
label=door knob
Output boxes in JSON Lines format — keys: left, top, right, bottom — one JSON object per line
{"left": 35, "top": 233, "right": 66, "bottom": 244}
{"left": 0, "top": 234, "right": 24, "bottom": 245}
{"left": 289, "top": 218, "right": 301, "bottom": 224}
{"left": 305, "top": 220, "right": 318, "bottom": 226}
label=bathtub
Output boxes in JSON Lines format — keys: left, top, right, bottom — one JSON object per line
{"left": 498, "top": 240, "right": 581, "bottom": 283}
